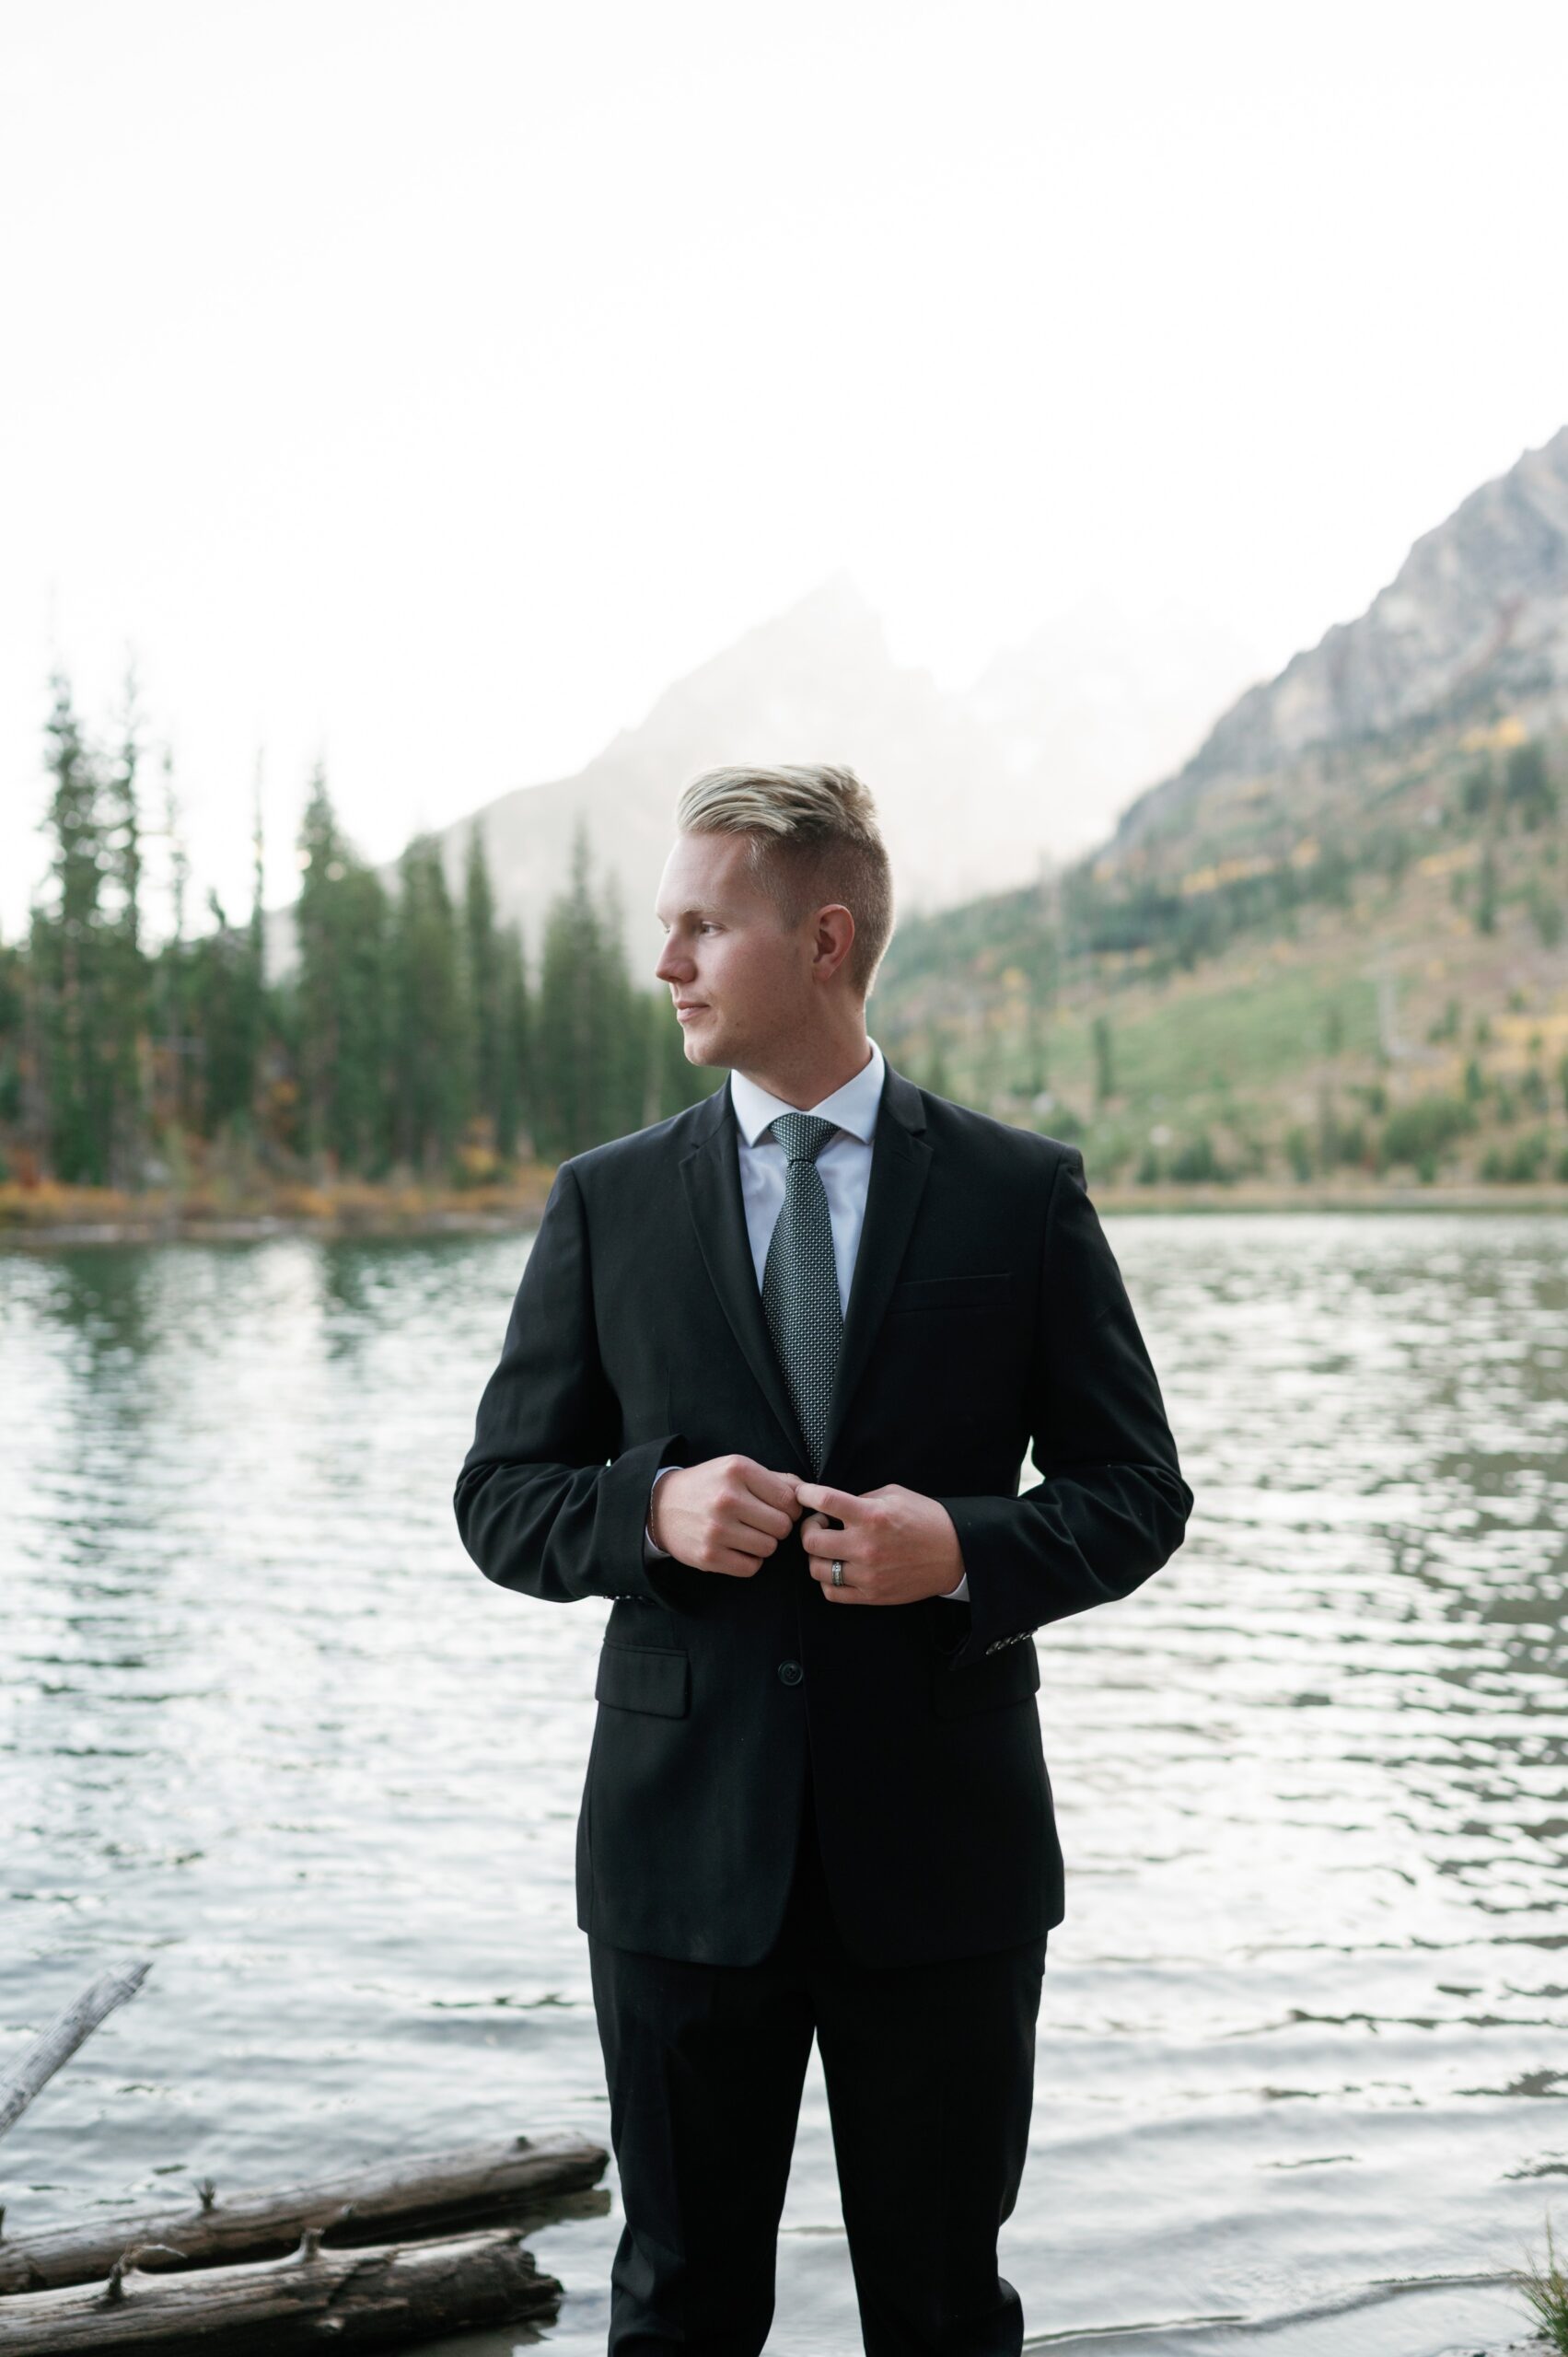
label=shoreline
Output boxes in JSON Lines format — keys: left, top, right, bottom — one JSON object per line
{"left": 2, "top": 1178, "right": 1567, "bottom": 1248}
{"left": 0, "top": 1174, "right": 557, "bottom": 1250}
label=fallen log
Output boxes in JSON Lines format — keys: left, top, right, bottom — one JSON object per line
{"left": 0, "top": 1961, "right": 152, "bottom": 2142}
{"left": 0, "top": 2131, "right": 607, "bottom": 2294}
{"left": 0, "top": 2221, "right": 561, "bottom": 2354}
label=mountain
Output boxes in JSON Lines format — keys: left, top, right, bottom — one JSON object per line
{"left": 1112, "top": 424, "right": 1568, "bottom": 853}
{"left": 868, "top": 426, "right": 1568, "bottom": 1201}
{"left": 265, "top": 574, "right": 1024, "bottom": 981}
{"left": 264, "top": 425, "right": 1568, "bottom": 993}
{"left": 262, "top": 574, "right": 1261, "bottom": 982}
{"left": 965, "top": 598, "right": 1262, "bottom": 861}
{"left": 439, "top": 572, "right": 1025, "bottom": 970}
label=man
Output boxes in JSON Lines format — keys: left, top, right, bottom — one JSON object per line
{"left": 454, "top": 762, "right": 1193, "bottom": 2355}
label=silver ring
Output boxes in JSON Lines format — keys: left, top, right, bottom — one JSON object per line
{"left": 831, "top": 1560, "right": 844, "bottom": 1587}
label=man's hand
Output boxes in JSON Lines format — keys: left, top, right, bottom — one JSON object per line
{"left": 795, "top": 1480, "right": 966, "bottom": 1605}
{"left": 650, "top": 1455, "right": 804, "bottom": 1577}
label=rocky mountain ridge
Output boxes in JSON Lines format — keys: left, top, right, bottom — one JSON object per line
{"left": 1112, "top": 424, "right": 1568, "bottom": 854}
{"left": 261, "top": 424, "right": 1568, "bottom": 982}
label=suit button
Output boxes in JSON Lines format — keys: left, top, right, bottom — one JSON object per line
{"left": 777, "top": 1659, "right": 804, "bottom": 1687}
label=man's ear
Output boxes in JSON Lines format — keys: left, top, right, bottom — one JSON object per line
{"left": 812, "top": 903, "right": 855, "bottom": 981}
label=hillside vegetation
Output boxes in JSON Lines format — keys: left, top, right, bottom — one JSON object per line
{"left": 875, "top": 714, "right": 1568, "bottom": 1195}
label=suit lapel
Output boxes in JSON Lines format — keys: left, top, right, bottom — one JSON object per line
{"left": 678, "top": 1060, "right": 933, "bottom": 1480}
{"left": 819, "top": 1071, "right": 931, "bottom": 1478}
{"left": 680, "top": 1081, "right": 811, "bottom": 1470}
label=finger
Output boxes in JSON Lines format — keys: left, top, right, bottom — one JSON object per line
{"left": 742, "top": 1460, "right": 807, "bottom": 1514}
{"left": 798, "top": 1520, "right": 863, "bottom": 1559}
{"left": 711, "top": 1546, "right": 766, "bottom": 1578}
{"left": 793, "top": 1480, "right": 864, "bottom": 1523}
{"left": 733, "top": 1497, "right": 798, "bottom": 1544}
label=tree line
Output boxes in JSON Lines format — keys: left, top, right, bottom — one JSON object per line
{"left": 0, "top": 673, "right": 714, "bottom": 1191}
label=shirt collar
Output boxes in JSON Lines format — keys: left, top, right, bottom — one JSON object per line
{"left": 729, "top": 1036, "right": 887, "bottom": 1148}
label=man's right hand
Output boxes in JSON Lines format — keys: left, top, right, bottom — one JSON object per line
{"left": 649, "top": 1455, "right": 803, "bottom": 1576}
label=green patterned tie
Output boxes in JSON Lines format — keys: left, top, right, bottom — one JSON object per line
{"left": 761, "top": 1112, "right": 844, "bottom": 1475}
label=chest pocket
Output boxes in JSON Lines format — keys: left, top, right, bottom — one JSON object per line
{"left": 888, "top": 1271, "right": 1014, "bottom": 1314}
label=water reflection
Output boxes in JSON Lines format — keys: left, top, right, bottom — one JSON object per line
{"left": 0, "top": 1213, "right": 1564, "bottom": 2355}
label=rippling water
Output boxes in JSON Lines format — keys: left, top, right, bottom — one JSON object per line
{"left": 2, "top": 1213, "right": 1565, "bottom": 2355}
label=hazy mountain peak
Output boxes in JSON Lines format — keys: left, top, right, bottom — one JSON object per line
{"left": 969, "top": 597, "right": 1266, "bottom": 856}
{"left": 269, "top": 418, "right": 1568, "bottom": 992}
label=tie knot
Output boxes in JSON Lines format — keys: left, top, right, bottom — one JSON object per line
{"left": 771, "top": 1111, "right": 838, "bottom": 1166}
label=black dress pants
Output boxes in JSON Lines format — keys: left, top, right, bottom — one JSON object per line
{"left": 587, "top": 1768, "right": 1048, "bottom": 2355}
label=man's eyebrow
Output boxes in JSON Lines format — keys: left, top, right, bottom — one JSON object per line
{"left": 653, "top": 903, "right": 726, "bottom": 923}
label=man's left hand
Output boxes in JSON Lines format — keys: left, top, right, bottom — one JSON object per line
{"left": 794, "top": 1480, "right": 966, "bottom": 1605}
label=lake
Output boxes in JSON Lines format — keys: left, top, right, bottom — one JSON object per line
{"left": 2, "top": 1213, "right": 1565, "bottom": 2355}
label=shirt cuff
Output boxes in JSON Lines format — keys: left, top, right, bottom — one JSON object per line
{"left": 939, "top": 1572, "right": 970, "bottom": 1601}
{"left": 643, "top": 1463, "right": 679, "bottom": 1561}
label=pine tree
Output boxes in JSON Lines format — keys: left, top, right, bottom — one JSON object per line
{"left": 1092, "top": 1013, "right": 1115, "bottom": 1106}
{"left": 1504, "top": 738, "right": 1556, "bottom": 830}
{"left": 29, "top": 673, "right": 110, "bottom": 1182}
{"left": 535, "top": 819, "right": 642, "bottom": 1156}
{"left": 336, "top": 862, "right": 390, "bottom": 1173}
{"left": 1476, "top": 839, "right": 1499, "bottom": 935}
{"left": 194, "top": 887, "right": 260, "bottom": 1138}
{"left": 295, "top": 762, "right": 347, "bottom": 1168}
{"left": 598, "top": 865, "right": 645, "bottom": 1139}
{"left": 495, "top": 919, "right": 533, "bottom": 1163}
{"left": 222, "top": 753, "right": 269, "bottom": 1151}
{"left": 293, "top": 762, "right": 389, "bottom": 1174}
{"left": 154, "top": 746, "right": 197, "bottom": 1145}
{"left": 389, "top": 833, "right": 463, "bottom": 1174}
{"left": 1022, "top": 988, "right": 1048, "bottom": 1097}
{"left": 100, "top": 664, "right": 149, "bottom": 1185}
{"left": 0, "top": 933, "right": 27, "bottom": 1171}
{"left": 462, "top": 822, "right": 504, "bottom": 1152}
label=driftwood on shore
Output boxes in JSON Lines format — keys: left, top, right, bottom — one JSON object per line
{"left": 0, "top": 2220, "right": 563, "bottom": 2355}
{"left": 0, "top": 1962, "right": 610, "bottom": 2349}
{"left": 0, "top": 1961, "right": 153, "bottom": 2143}
{"left": 0, "top": 2131, "right": 609, "bottom": 2296}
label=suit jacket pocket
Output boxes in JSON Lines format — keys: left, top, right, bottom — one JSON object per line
{"left": 932, "top": 1638, "right": 1040, "bottom": 1719}
{"left": 889, "top": 1271, "right": 1014, "bottom": 1312}
{"left": 595, "top": 1642, "right": 691, "bottom": 1718}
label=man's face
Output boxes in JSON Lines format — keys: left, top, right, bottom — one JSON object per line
{"left": 653, "top": 831, "right": 819, "bottom": 1070}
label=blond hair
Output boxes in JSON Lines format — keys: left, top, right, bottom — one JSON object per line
{"left": 674, "top": 763, "right": 895, "bottom": 998}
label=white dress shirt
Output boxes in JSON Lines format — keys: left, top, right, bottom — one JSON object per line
{"left": 644, "top": 1035, "right": 970, "bottom": 1601}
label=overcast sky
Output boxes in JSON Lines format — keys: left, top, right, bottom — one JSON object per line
{"left": 4, "top": 0, "right": 1567, "bottom": 942}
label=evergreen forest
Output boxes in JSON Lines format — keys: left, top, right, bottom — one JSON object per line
{"left": 0, "top": 674, "right": 715, "bottom": 1206}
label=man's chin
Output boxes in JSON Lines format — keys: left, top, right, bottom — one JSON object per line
{"left": 679, "top": 1015, "right": 734, "bottom": 1066}
{"left": 681, "top": 1028, "right": 722, "bottom": 1066}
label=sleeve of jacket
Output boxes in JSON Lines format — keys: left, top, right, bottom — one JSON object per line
{"left": 934, "top": 1143, "right": 1193, "bottom": 1672}
{"left": 453, "top": 1158, "right": 694, "bottom": 1608}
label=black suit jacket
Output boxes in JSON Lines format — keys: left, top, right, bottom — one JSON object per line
{"left": 454, "top": 1057, "right": 1193, "bottom": 1968}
